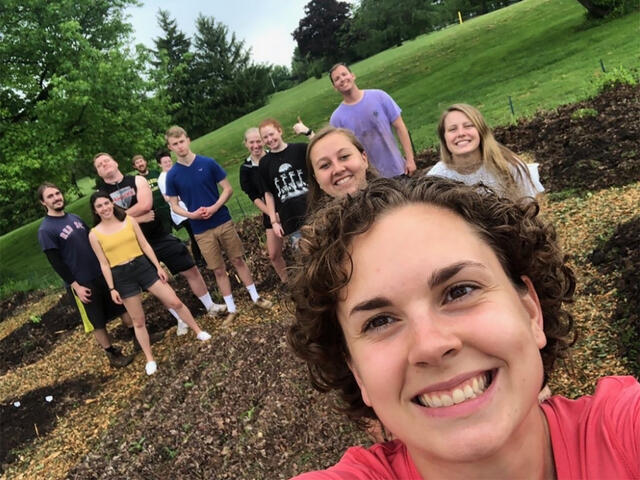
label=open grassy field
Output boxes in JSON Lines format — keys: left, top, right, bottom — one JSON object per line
{"left": 0, "top": 0, "right": 638, "bottom": 297}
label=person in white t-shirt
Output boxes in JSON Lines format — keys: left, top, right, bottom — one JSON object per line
{"left": 427, "top": 103, "right": 544, "bottom": 201}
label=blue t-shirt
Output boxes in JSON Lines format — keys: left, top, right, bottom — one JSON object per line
{"left": 165, "top": 155, "right": 232, "bottom": 234}
{"left": 37, "top": 213, "right": 102, "bottom": 284}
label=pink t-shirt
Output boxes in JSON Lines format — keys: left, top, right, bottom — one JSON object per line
{"left": 292, "top": 376, "right": 639, "bottom": 479}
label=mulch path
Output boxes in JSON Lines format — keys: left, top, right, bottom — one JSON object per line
{"left": 1, "top": 82, "right": 638, "bottom": 479}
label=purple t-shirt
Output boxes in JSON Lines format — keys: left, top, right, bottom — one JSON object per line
{"left": 165, "top": 155, "right": 232, "bottom": 234}
{"left": 330, "top": 89, "right": 404, "bottom": 178}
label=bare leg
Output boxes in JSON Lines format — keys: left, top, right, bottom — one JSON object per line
{"left": 212, "top": 267, "right": 232, "bottom": 296}
{"left": 120, "top": 311, "right": 133, "bottom": 327}
{"left": 180, "top": 265, "right": 208, "bottom": 298}
{"left": 92, "top": 328, "right": 110, "bottom": 349}
{"left": 230, "top": 256, "right": 255, "bottom": 287}
{"left": 266, "top": 228, "right": 287, "bottom": 283}
{"left": 147, "top": 280, "right": 203, "bottom": 335}
{"left": 121, "top": 295, "right": 154, "bottom": 363}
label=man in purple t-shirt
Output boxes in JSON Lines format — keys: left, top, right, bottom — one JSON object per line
{"left": 294, "top": 63, "right": 416, "bottom": 178}
{"left": 164, "top": 125, "right": 273, "bottom": 328}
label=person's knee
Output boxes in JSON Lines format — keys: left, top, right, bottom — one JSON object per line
{"left": 268, "top": 249, "right": 282, "bottom": 263}
{"left": 180, "top": 266, "right": 198, "bottom": 279}
{"left": 230, "top": 256, "right": 245, "bottom": 268}
{"left": 131, "top": 315, "right": 146, "bottom": 328}
{"left": 213, "top": 267, "right": 227, "bottom": 278}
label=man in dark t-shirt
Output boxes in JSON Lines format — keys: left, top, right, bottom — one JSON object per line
{"left": 36, "top": 182, "right": 133, "bottom": 368}
{"left": 132, "top": 154, "right": 172, "bottom": 234}
{"left": 93, "top": 152, "right": 226, "bottom": 335}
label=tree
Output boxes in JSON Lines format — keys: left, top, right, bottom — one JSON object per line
{"left": 0, "top": 0, "right": 170, "bottom": 234}
{"left": 291, "top": 0, "right": 351, "bottom": 79}
{"left": 152, "top": 10, "right": 194, "bottom": 131}
{"left": 575, "top": 0, "right": 637, "bottom": 17}
{"left": 186, "top": 15, "right": 271, "bottom": 137}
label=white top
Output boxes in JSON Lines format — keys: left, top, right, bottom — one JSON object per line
{"left": 158, "top": 170, "right": 188, "bottom": 225}
{"left": 426, "top": 161, "right": 544, "bottom": 199}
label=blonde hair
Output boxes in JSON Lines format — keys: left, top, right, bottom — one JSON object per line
{"left": 131, "top": 154, "right": 144, "bottom": 165}
{"left": 243, "top": 127, "right": 260, "bottom": 143}
{"left": 165, "top": 125, "right": 188, "bottom": 143}
{"left": 438, "top": 104, "right": 534, "bottom": 200}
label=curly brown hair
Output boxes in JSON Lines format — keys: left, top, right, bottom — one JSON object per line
{"left": 288, "top": 176, "right": 575, "bottom": 423}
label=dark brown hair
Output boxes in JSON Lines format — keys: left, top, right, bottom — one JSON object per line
{"left": 37, "top": 182, "right": 60, "bottom": 201}
{"left": 288, "top": 176, "right": 575, "bottom": 424}
{"left": 90, "top": 191, "right": 126, "bottom": 225}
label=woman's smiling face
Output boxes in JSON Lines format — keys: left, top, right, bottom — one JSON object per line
{"left": 337, "top": 203, "right": 547, "bottom": 464}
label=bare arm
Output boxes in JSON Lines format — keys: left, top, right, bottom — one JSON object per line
{"left": 293, "top": 116, "right": 315, "bottom": 139}
{"left": 125, "top": 176, "right": 154, "bottom": 219}
{"left": 88, "top": 231, "right": 122, "bottom": 304}
{"left": 201, "top": 178, "right": 233, "bottom": 220}
{"left": 253, "top": 198, "right": 270, "bottom": 216}
{"left": 264, "top": 192, "right": 284, "bottom": 237}
{"left": 167, "top": 195, "right": 195, "bottom": 219}
{"left": 392, "top": 116, "right": 416, "bottom": 176}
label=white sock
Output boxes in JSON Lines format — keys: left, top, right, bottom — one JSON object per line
{"left": 223, "top": 294, "right": 236, "bottom": 313}
{"left": 168, "top": 308, "right": 182, "bottom": 322}
{"left": 198, "top": 292, "right": 214, "bottom": 310}
{"left": 246, "top": 284, "right": 259, "bottom": 303}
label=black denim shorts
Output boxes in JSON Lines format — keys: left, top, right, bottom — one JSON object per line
{"left": 112, "top": 256, "right": 159, "bottom": 299}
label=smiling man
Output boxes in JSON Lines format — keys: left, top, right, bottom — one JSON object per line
{"left": 37, "top": 182, "right": 133, "bottom": 368}
{"left": 294, "top": 63, "right": 415, "bottom": 178}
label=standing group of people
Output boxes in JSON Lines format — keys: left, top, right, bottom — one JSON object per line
{"left": 36, "top": 59, "right": 637, "bottom": 477}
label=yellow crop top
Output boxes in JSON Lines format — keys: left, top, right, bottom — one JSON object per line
{"left": 92, "top": 216, "right": 144, "bottom": 267}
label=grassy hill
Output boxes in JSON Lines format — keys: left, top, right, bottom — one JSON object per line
{"left": 1, "top": 0, "right": 638, "bottom": 297}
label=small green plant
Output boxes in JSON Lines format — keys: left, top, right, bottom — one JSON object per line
{"left": 163, "top": 446, "right": 178, "bottom": 459}
{"left": 571, "top": 107, "right": 598, "bottom": 120}
{"left": 129, "top": 436, "right": 146, "bottom": 453}
{"left": 592, "top": 66, "right": 637, "bottom": 94}
{"left": 29, "top": 314, "right": 42, "bottom": 325}
{"left": 183, "top": 381, "right": 194, "bottom": 389}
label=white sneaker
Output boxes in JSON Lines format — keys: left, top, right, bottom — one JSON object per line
{"left": 196, "top": 331, "right": 211, "bottom": 341}
{"left": 145, "top": 361, "right": 157, "bottom": 376}
{"left": 176, "top": 320, "right": 189, "bottom": 336}
{"left": 206, "top": 303, "right": 227, "bottom": 317}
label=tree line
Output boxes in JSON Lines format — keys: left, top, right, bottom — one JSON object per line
{"left": 289, "top": 0, "right": 637, "bottom": 81}
{"left": 0, "top": 2, "right": 281, "bottom": 234}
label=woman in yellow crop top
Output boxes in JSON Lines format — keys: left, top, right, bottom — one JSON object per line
{"left": 88, "top": 191, "right": 211, "bottom": 376}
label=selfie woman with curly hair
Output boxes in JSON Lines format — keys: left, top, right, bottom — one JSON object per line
{"left": 288, "top": 176, "right": 638, "bottom": 479}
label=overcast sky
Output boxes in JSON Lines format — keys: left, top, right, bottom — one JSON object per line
{"left": 125, "top": 0, "right": 317, "bottom": 67}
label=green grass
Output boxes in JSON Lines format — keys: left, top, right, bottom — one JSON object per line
{"left": 1, "top": 0, "right": 638, "bottom": 298}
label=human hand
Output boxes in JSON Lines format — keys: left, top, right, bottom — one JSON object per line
{"left": 110, "top": 289, "right": 123, "bottom": 305}
{"left": 190, "top": 207, "right": 208, "bottom": 220}
{"left": 157, "top": 267, "right": 168, "bottom": 283}
{"left": 405, "top": 158, "right": 417, "bottom": 177}
{"left": 273, "top": 221, "right": 285, "bottom": 238}
{"left": 138, "top": 210, "right": 155, "bottom": 223}
{"left": 293, "top": 116, "right": 309, "bottom": 135}
{"left": 72, "top": 283, "right": 92, "bottom": 303}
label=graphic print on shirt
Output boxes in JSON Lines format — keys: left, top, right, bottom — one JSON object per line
{"left": 107, "top": 185, "right": 136, "bottom": 209}
{"left": 274, "top": 163, "right": 308, "bottom": 202}
{"left": 59, "top": 220, "right": 86, "bottom": 240}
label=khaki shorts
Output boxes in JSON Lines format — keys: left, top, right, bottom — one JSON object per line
{"left": 194, "top": 220, "right": 245, "bottom": 270}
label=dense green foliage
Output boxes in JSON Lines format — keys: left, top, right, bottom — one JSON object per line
{"left": 576, "top": 0, "right": 638, "bottom": 17}
{"left": 152, "top": 12, "right": 273, "bottom": 138}
{"left": 0, "top": 0, "right": 171, "bottom": 234}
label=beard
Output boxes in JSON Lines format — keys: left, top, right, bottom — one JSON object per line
{"left": 53, "top": 203, "right": 65, "bottom": 212}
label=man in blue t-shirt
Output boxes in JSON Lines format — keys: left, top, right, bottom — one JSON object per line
{"left": 164, "top": 125, "right": 273, "bottom": 327}
{"left": 36, "top": 182, "right": 133, "bottom": 368}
